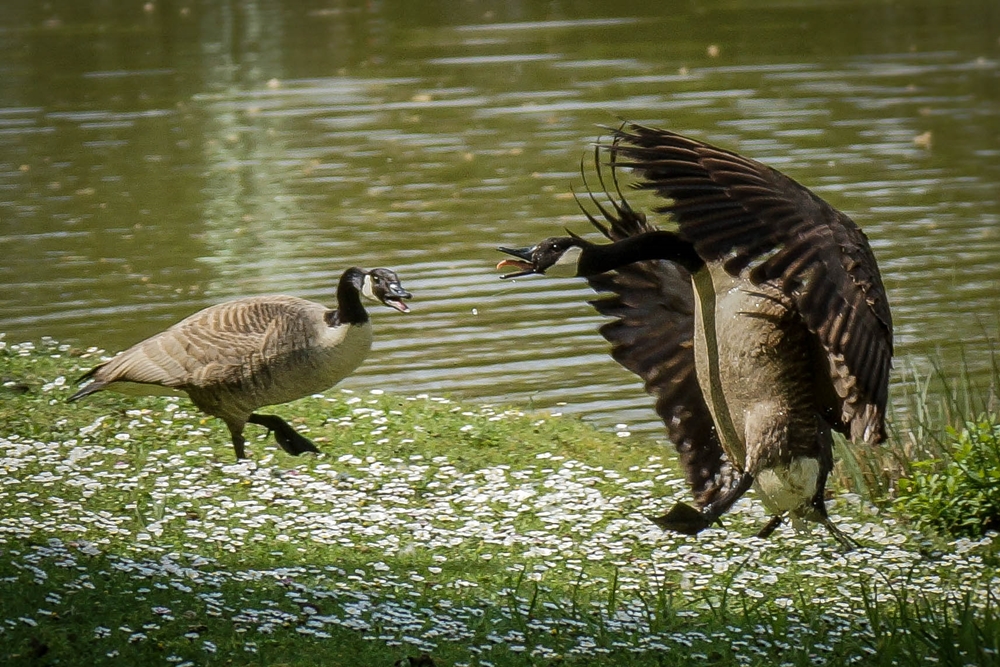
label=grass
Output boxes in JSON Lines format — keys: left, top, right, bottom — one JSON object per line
{"left": 884, "top": 345, "right": 1000, "bottom": 482}
{"left": 1, "top": 336, "right": 999, "bottom": 666}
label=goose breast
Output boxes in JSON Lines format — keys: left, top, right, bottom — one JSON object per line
{"left": 690, "top": 266, "right": 822, "bottom": 480}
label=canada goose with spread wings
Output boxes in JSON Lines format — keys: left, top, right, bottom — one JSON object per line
{"left": 69, "top": 267, "right": 411, "bottom": 460}
{"left": 498, "top": 123, "right": 893, "bottom": 545}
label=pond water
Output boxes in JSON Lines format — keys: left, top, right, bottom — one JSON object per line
{"left": 1, "top": 0, "right": 998, "bottom": 435}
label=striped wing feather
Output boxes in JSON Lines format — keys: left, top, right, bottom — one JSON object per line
{"left": 607, "top": 123, "right": 894, "bottom": 444}
{"left": 88, "top": 296, "right": 324, "bottom": 391}
{"left": 577, "top": 174, "right": 738, "bottom": 507}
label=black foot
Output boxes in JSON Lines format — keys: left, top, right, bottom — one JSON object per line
{"left": 650, "top": 472, "right": 755, "bottom": 536}
{"left": 756, "top": 514, "right": 784, "bottom": 539}
{"left": 806, "top": 496, "right": 859, "bottom": 550}
{"left": 248, "top": 414, "right": 321, "bottom": 456}
{"left": 823, "top": 517, "right": 859, "bottom": 550}
{"left": 648, "top": 502, "right": 717, "bottom": 535}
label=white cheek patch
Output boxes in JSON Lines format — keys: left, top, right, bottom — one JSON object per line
{"left": 547, "top": 245, "right": 583, "bottom": 278}
{"left": 361, "top": 274, "right": 377, "bottom": 301}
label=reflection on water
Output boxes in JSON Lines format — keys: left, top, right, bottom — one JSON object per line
{"left": 1, "top": 0, "right": 998, "bottom": 435}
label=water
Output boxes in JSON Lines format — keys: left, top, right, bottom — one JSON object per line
{"left": 1, "top": 0, "right": 999, "bottom": 435}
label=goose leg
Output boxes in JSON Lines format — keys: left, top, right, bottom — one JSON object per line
{"left": 224, "top": 423, "right": 248, "bottom": 460}
{"left": 756, "top": 514, "right": 785, "bottom": 539}
{"left": 247, "top": 413, "right": 321, "bottom": 456}
{"left": 650, "top": 472, "right": 755, "bottom": 535}
{"left": 806, "top": 446, "right": 857, "bottom": 549}
{"left": 808, "top": 497, "right": 858, "bottom": 550}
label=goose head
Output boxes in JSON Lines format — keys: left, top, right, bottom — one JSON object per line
{"left": 359, "top": 267, "right": 412, "bottom": 312}
{"left": 496, "top": 237, "right": 585, "bottom": 279}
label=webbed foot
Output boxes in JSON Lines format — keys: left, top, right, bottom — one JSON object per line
{"left": 649, "top": 502, "right": 717, "bottom": 535}
{"left": 823, "top": 517, "right": 859, "bottom": 550}
{"left": 248, "top": 414, "right": 321, "bottom": 456}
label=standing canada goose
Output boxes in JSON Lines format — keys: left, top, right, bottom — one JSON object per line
{"left": 498, "top": 123, "right": 893, "bottom": 545}
{"left": 68, "top": 267, "right": 411, "bottom": 460}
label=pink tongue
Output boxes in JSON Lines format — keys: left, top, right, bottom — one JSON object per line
{"left": 496, "top": 259, "right": 532, "bottom": 271}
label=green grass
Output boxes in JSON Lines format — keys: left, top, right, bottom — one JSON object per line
{"left": 834, "top": 339, "right": 1000, "bottom": 542}
{"left": 864, "top": 345, "right": 1000, "bottom": 492}
{"left": 2, "top": 337, "right": 999, "bottom": 666}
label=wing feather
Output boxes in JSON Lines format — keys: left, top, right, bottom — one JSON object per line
{"left": 607, "top": 123, "right": 894, "bottom": 444}
{"left": 577, "top": 167, "right": 738, "bottom": 507}
{"left": 82, "top": 296, "right": 324, "bottom": 391}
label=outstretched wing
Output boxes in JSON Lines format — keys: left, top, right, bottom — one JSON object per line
{"left": 607, "top": 123, "right": 893, "bottom": 444}
{"left": 576, "top": 155, "right": 739, "bottom": 507}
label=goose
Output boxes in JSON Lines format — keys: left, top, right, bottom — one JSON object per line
{"left": 68, "top": 267, "right": 411, "bottom": 460}
{"left": 497, "top": 123, "right": 893, "bottom": 545}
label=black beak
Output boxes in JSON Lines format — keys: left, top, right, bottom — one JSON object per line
{"left": 389, "top": 283, "right": 412, "bottom": 300}
{"left": 496, "top": 246, "right": 539, "bottom": 279}
{"left": 384, "top": 283, "right": 412, "bottom": 312}
{"left": 497, "top": 246, "right": 534, "bottom": 261}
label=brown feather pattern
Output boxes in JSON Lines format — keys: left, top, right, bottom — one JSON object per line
{"left": 70, "top": 295, "right": 372, "bottom": 441}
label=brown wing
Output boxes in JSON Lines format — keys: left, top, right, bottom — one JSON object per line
{"left": 576, "top": 161, "right": 738, "bottom": 507}
{"left": 79, "top": 296, "right": 322, "bottom": 391}
{"left": 607, "top": 123, "right": 894, "bottom": 444}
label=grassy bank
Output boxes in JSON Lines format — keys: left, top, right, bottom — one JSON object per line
{"left": 1, "top": 338, "right": 998, "bottom": 666}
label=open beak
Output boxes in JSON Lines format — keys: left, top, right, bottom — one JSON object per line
{"left": 384, "top": 285, "right": 412, "bottom": 313}
{"left": 496, "top": 246, "right": 539, "bottom": 279}
{"left": 385, "top": 298, "right": 410, "bottom": 313}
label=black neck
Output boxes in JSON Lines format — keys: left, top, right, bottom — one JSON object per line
{"left": 577, "top": 231, "right": 703, "bottom": 275}
{"left": 326, "top": 268, "right": 369, "bottom": 327}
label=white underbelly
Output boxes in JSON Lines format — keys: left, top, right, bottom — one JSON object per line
{"left": 754, "top": 457, "right": 820, "bottom": 513}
